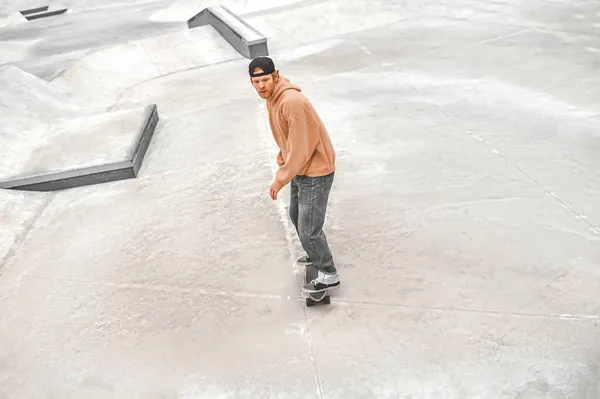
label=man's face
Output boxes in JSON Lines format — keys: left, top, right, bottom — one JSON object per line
{"left": 250, "top": 68, "right": 278, "bottom": 99}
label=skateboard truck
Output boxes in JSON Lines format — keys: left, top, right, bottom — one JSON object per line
{"left": 305, "top": 291, "right": 331, "bottom": 307}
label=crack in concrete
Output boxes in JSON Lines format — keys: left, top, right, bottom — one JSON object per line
{"left": 20, "top": 274, "right": 600, "bottom": 326}
{"left": 0, "top": 193, "right": 56, "bottom": 306}
{"left": 0, "top": 193, "right": 55, "bottom": 277}
{"left": 332, "top": 299, "right": 600, "bottom": 324}
{"left": 424, "top": 15, "right": 600, "bottom": 40}
{"left": 352, "top": 37, "right": 373, "bottom": 56}
{"left": 467, "top": 132, "right": 600, "bottom": 236}
{"left": 400, "top": 78, "right": 600, "bottom": 236}
{"left": 139, "top": 40, "right": 163, "bottom": 77}
{"left": 470, "top": 27, "right": 535, "bottom": 45}
{"left": 257, "top": 103, "right": 325, "bottom": 399}
{"left": 22, "top": 275, "right": 301, "bottom": 300}
{"left": 420, "top": 195, "right": 544, "bottom": 214}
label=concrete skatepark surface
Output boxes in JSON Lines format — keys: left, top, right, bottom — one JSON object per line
{"left": 1, "top": 0, "right": 600, "bottom": 397}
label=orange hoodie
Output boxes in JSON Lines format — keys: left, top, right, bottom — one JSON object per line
{"left": 266, "top": 76, "right": 336, "bottom": 190}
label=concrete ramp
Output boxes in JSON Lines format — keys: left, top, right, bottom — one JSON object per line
{"left": 0, "top": 39, "right": 44, "bottom": 65}
{"left": 0, "top": 11, "right": 27, "bottom": 28}
{"left": 52, "top": 41, "right": 161, "bottom": 105}
{"left": 0, "top": 65, "right": 87, "bottom": 120}
{"left": 0, "top": 105, "right": 159, "bottom": 191}
{"left": 138, "top": 25, "right": 241, "bottom": 75}
{"left": 54, "top": 25, "right": 245, "bottom": 105}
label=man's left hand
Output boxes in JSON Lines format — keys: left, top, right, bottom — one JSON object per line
{"left": 269, "top": 183, "right": 281, "bottom": 200}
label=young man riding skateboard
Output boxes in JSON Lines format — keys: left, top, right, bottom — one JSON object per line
{"left": 249, "top": 56, "right": 340, "bottom": 294}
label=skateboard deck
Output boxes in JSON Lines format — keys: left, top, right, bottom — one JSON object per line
{"left": 303, "top": 264, "right": 331, "bottom": 306}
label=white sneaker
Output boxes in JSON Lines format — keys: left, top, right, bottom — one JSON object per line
{"left": 302, "top": 270, "right": 340, "bottom": 293}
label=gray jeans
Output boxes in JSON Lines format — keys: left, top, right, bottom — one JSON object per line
{"left": 289, "top": 171, "right": 337, "bottom": 274}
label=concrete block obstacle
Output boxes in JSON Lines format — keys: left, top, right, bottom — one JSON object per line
{"left": 0, "top": 104, "right": 159, "bottom": 192}
{"left": 187, "top": 5, "right": 268, "bottom": 59}
{"left": 19, "top": 5, "right": 67, "bottom": 21}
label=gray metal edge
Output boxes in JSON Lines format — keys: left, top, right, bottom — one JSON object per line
{"left": 208, "top": 14, "right": 250, "bottom": 58}
{"left": 0, "top": 161, "right": 133, "bottom": 189}
{"left": 186, "top": 8, "right": 211, "bottom": 28}
{"left": 20, "top": 6, "right": 49, "bottom": 15}
{"left": 213, "top": 5, "right": 266, "bottom": 43}
{"left": 25, "top": 8, "right": 68, "bottom": 20}
{"left": 130, "top": 104, "right": 159, "bottom": 176}
{"left": 9, "top": 167, "right": 137, "bottom": 192}
{"left": 125, "top": 104, "right": 158, "bottom": 161}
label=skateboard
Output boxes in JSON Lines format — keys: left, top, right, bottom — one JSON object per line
{"left": 303, "top": 264, "right": 331, "bottom": 306}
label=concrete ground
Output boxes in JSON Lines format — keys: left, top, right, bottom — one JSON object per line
{"left": 1, "top": 0, "right": 600, "bottom": 398}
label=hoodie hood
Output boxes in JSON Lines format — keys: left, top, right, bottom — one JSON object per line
{"left": 267, "top": 76, "right": 301, "bottom": 105}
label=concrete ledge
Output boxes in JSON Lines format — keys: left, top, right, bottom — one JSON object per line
{"left": 24, "top": 8, "right": 68, "bottom": 21}
{"left": 129, "top": 104, "right": 159, "bottom": 176}
{"left": 187, "top": 5, "right": 268, "bottom": 59}
{"left": 0, "top": 105, "right": 159, "bottom": 192}
{"left": 20, "top": 6, "right": 49, "bottom": 15}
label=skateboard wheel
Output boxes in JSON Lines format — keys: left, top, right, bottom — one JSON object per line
{"left": 323, "top": 296, "right": 331, "bottom": 305}
{"left": 306, "top": 298, "right": 314, "bottom": 307}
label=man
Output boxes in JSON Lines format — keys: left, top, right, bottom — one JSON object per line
{"left": 249, "top": 56, "right": 340, "bottom": 293}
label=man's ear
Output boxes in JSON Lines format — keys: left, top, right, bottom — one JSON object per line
{"left": 274, "top": 70, "right": 280, "bottom": 82}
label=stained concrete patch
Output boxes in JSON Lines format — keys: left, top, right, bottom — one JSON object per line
{"left": 309, "top": 303, "right": 600, "bottom": 398}
{"left": 0, "top": 105, "right": 159, "bottom": 191}
{"left": 0, "top": 190, "right": 51, "bottom": 274}
{"left": 0, "top": 278, "right": 317, "bottom": 398}
{"left": 0, "top": 11, "right": 27, "bottom": 28}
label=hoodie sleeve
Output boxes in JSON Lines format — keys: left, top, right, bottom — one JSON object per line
{"left": 272, "top": 97, "right": 320, "bottom": 189}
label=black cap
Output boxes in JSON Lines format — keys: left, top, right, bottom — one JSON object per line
{"left": 249, "top": 56, "right": 275, "bottom": 77}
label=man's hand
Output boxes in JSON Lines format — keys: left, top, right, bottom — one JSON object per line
{"left": 269, "top": 183, "right": 281, "bottom": 200}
